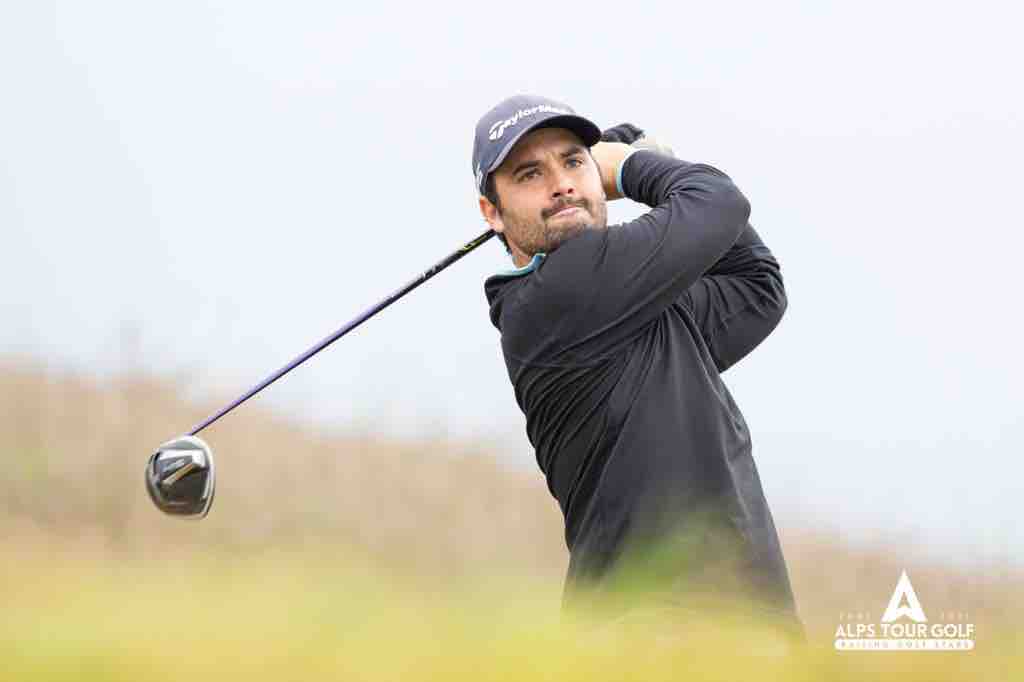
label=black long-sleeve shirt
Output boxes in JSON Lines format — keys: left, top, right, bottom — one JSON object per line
{"left": 483, "top": 150, "right": 800, "bottom": 631}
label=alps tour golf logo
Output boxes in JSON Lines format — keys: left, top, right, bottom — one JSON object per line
{"left": 834, "top": 571, "right": 975, "bottom": 651}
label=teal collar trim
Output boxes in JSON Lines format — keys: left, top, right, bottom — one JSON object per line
{"left": 490, "top": 252, "right": 546, "bottom": 280}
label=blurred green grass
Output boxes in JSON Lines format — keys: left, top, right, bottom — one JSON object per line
{"left": 2, "top": 546, "right": 1020, "bottom": 681}
{"left": 1, "top": 358, "right": 1021, "bottom": 679}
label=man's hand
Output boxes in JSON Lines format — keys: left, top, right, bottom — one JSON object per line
{"left": 593, "top": 123, "right": 677, "bottom": 199}
{"left": 601, "top": 123, "right": 646, "bottom": 145}
{"left": 631, "top": 136, "right": 675, "bottom": 157}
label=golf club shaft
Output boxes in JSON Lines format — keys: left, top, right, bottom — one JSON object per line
{"left": 187, "top": 228, "right": 497, "bottom": 436}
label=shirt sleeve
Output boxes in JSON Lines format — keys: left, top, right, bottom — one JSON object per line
{"left": 528, "top": 150, "right": 752, "bottom": 359}
{"left": 676, "top": 222, "right": 787, "bottom": 372}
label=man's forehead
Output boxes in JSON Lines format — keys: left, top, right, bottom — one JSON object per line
{"left": 498, "top": 127, "right": 586, "bottom": 171}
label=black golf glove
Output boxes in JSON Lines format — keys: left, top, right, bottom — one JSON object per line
{"left": 600, "top": 123, "right": 646, "bottom": 145}
{"left": 602, "top": 122, "right": 676, "bottom": 158}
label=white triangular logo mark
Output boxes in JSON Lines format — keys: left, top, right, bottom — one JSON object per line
{"left": 881, "top": 570, "right": 927, "bottom": 623}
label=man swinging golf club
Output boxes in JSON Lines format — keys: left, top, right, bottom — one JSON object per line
{"left": 474, "top": 94, "right": 803, "bottom": 640}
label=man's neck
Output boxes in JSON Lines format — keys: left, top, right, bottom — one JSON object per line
{"left": 510, "top": 248, "right": 532, "bottom": 269}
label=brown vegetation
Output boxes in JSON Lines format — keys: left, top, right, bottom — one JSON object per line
{"left": 1, "top": 357, "right": 1020, "bottom": 642}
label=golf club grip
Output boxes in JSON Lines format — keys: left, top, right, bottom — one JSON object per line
{"left": 186, "top": 228, "right": 497, "bottom": 436}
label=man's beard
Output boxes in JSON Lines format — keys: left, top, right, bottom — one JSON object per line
{"left": 504, "top": 196, "right": 608, "bottom": 257}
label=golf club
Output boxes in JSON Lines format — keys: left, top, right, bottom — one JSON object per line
{"left": 145, "top": 228, "right": 497, "bottom": 519}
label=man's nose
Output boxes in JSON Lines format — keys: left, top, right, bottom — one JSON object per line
{"left": 549, "top": 166, "right": 576, "bottom": 197}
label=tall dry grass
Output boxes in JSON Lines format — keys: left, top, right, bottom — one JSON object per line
{"left": 2, "top": 356, "right": 1021, "bottom": 648}
{"left": 0, "top": 356, "right": 566, "bottom": 579}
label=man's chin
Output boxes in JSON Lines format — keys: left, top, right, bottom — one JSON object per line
{"left": 542, "top": 222, "right": 594, "bottom": 251}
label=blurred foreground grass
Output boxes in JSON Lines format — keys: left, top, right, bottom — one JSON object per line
{"left": 2, "top": 543, "right": 1021, "bottom": 681}
{"left": 2, "top": 358, "right": 1022, "bottom": 679}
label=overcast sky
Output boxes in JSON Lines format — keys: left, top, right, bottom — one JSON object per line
{"left": 2, "top": 1, "right": 1021, "bottom": 564}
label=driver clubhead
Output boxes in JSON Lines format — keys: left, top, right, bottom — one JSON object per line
{"left": 145, "top": 435, "right": 216, "bottom": 519}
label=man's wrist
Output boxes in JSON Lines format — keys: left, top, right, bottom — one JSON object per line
{"left": 615, "top": 148, "right": 641, "bottom": 198}
{"left": 591, "top": 141, "right": 635, "bottom": 200}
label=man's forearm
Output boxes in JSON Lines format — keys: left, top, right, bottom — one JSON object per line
{"left": 592, "top": 133, "right": 678, "bottom": 200}
{"left": 590, "top": 141, "right": 634, "bottom": 200}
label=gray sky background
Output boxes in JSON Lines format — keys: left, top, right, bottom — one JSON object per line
{"left": 2, "top": 1, "right": 1021, "bottom": 564}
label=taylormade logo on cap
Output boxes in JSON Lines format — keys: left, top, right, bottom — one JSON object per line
{"left": 488, "top": 104, "right": 573, "bottom": 141}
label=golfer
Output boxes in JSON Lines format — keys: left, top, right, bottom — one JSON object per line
{"left": 473, "top": 94, "right": 803, "bottom": 639}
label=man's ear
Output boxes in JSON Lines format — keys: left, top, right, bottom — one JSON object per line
{"left": 479, "top": 196, "right": 505, "bottom": 235}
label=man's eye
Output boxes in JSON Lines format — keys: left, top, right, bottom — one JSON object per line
{"left": 520, "top": 170, "right": 539, "bottom": 181}
{"left": 566, "top": 157, "right": 583, "bottom": 168}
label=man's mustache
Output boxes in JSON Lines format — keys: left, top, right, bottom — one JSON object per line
{"left": 542, "top": 199, "right": 589, "bottom": 220}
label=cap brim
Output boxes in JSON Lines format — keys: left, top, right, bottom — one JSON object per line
{"left": 485, "top": 113, "right": 603, "bottom": 180}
